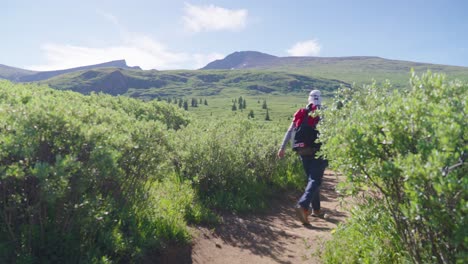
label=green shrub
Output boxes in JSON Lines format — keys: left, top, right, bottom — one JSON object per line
{"left": 320, "top": 199, "right": 411, "bottom": 263}
{"left": 319, "top": 72, "right": 467, "bottom": 263}
{"left": 0, "top": 81, "right": 191, "bottom": 263}
{"left": 172, "top": 117, "right": 304, "bottom": 212}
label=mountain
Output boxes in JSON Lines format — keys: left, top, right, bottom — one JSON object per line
{"left": 0, "top": 64, "right": 37, "bottom": 81}
{"left": 0, "top": 60, "right": 140, "bottom": 82}
{"left": 201, "top": 51, "right": 468, "bottom": 88}
{"left": 2, "top": 51, "right": 467, "bottom": 100}
{"left": 202, "top": 51, "right": 278, "bottom": 69}
{"left": 201, "top": 52, "right": 386, "bottom": 70}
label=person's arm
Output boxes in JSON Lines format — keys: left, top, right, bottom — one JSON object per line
{"left": 277, "top": 122, "right": 295, "bottom": 158}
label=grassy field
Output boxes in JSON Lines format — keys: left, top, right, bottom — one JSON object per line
{"left": 174, "top": 93, "right": 328, "bottom": 128}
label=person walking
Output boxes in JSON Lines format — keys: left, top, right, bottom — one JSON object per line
{"left": 277, "top": 90, "right": 328, "bottom": 225}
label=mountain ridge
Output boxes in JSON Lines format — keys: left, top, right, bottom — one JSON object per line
{"left": 201, "top": 51, "right": 466, "bottom": 70}
{"left": 198, "top": 51, "right": 468, "bottom": 89}
{"left": 1, "top": 51, "right": 467, "bottom": 100}
{"left": 202, "top": 51, "right": 278, "bottom": 69}
{"left": 0, "top": 59, "right": 140, "bottom": 82}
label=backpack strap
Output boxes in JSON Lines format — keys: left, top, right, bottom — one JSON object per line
{"left": 300, "top": 108, "right": 309, "bottom": 127}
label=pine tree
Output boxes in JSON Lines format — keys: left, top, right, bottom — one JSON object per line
{"left": 265, "top": 109, "right": 271, "bottom": 121}
{"left": 204, "top": 99, "right": 208, "bottom": 105}
{"left": 191, "top": 98, "right": 198, "bottom": 107}
{"left": 183, "top": 100, "right": 188, "bottom": 110}
{"left": 248, "top": 110, "right": 255, "bottom": 118}
{"left": 232, "top": 103, "right": 237, "bottom": 111}
{"left": 262, "top": 100, "right": 267, "bottom": 109}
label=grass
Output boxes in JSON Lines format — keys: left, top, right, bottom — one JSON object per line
{"left": 176, "top": 93, "right": 331, "bottom": 127}
{"left": 248, "top": 56, "right": 468, "bottom": 88}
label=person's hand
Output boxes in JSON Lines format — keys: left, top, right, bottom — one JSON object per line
{"left": 277, "top": 149, "right": 285, "bottom": 159}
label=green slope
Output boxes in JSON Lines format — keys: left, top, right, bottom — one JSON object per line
{"left": 201, "top": 53, "right": 468, "bottom": 88}
{"left": 0, "top": 64, "right": 37, "bottom": 81}
{"left": 262, "top": 57, "right": 468, "bottom": 88}
{"left": 39, "top": 68, "right": 349, "bottom": 99}
{"left": 6, "top": 52, "right": 467, "bottom": 99}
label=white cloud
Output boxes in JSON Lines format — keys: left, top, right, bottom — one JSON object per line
{"left": 183, "top": 3, "right": 247, "bottom": 33}
{"left": 27, "top": 33, "right": 223, "bottom": 71}
{"left": 287, "top": 39, "right": 321, "bottom": 56}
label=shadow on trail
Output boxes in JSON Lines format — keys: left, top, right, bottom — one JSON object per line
{"left": 213, "top": 201, "right": 308, "bottom": 264}
{"left": 204, "top": 173, "right": 348, "bottom": 264}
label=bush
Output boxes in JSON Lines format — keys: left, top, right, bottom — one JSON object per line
{"left": 0, "top": 81, "right": 191, "bottom": 263}
{"left": 319, "top": 72, "right": 467, "bottom": 263}
{"left": 172, "top": 117, "right": 304, "bottom": 212}
{"left": 320, "top": 199, "right": 410, "bottom": 263}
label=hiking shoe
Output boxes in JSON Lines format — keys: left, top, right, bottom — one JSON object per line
{"left": 311, "top": 209, "right": 324, "bottom": 217}
{"left": 295, "top": 206, "right": 309, "bottom": 224}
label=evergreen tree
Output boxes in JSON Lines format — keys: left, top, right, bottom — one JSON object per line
{"left": 191, "top": 98, "right": 198, "bottom": 107}
{"left": 262, "top": 99, "right": 267, "bottom": 109}
{"left": 204, "top": 99, "right": 208, "bottom": 105}
{"left": 248, "top": 110, "right": 255, "bottom": 118}
{"left": 232, "top": 103, "right": 237, "bottom": 111}
{"left": 265, "top": 109, "right": 271, "bottom": 121}
{"left": 178, "top": 99, "right": 183, "bottom": 108}
{"left": 183, "top": 100, "right": 188, "bottom": 110}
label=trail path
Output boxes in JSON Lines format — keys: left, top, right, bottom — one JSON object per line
{"left": 190, "top": 171, "right": 348, "bottom": 264}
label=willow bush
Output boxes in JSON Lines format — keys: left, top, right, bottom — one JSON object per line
{"left": 319, "top": 72, "right": 467, "bottom": 263}
{"left": 0, "top": 81, "right": 192, "bottom": 263}
{"left": 172, "top": 117, "right": 304, "bottom": 212}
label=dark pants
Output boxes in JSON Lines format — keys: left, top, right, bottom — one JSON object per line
{"left": 298, "top": 157, "right": 328, "bottom": 211}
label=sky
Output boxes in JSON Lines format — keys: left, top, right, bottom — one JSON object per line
{"left": 2, "top": 0, "right": 468, "bottom": 71}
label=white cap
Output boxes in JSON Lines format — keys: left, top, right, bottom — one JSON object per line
{"left": 308, "top": 90, "right": 322, "bottom": 106}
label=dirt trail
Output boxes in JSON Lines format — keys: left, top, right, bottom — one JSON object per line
{"left": 190, "top": 171, "right": 348, "bottom": 264}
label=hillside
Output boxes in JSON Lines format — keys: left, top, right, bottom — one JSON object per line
{"left": 0, "top": 64, "right": 37, "bottom": 81}
{"left": 201, "top": 51, "right": 468, "bottom": 88}
{"left": 0, "top": 60, "right": 139, "bottom": 82}
{"left": 2, "top": 51, "right": 467, "bottom": 99}
{"left": 39, "top": 68, "right": 349, "bottom": 99}
{"left": 202, "top": 51, "right": 278, "bottom": 69}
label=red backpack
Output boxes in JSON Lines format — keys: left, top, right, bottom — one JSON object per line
{"left": 292, "top": 105, "right": 320, "bottom": 156}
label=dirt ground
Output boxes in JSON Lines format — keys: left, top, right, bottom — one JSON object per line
{"left": 190, "top": 171, "right": 349, "bottom": 264}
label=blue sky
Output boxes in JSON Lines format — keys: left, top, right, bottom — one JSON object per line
{"left": 3, "top": 0, "right": 468, "bottom": 70}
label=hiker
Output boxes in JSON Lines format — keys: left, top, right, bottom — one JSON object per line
{"left": 277, "top": 90, "right": 328, "bottom": 225}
